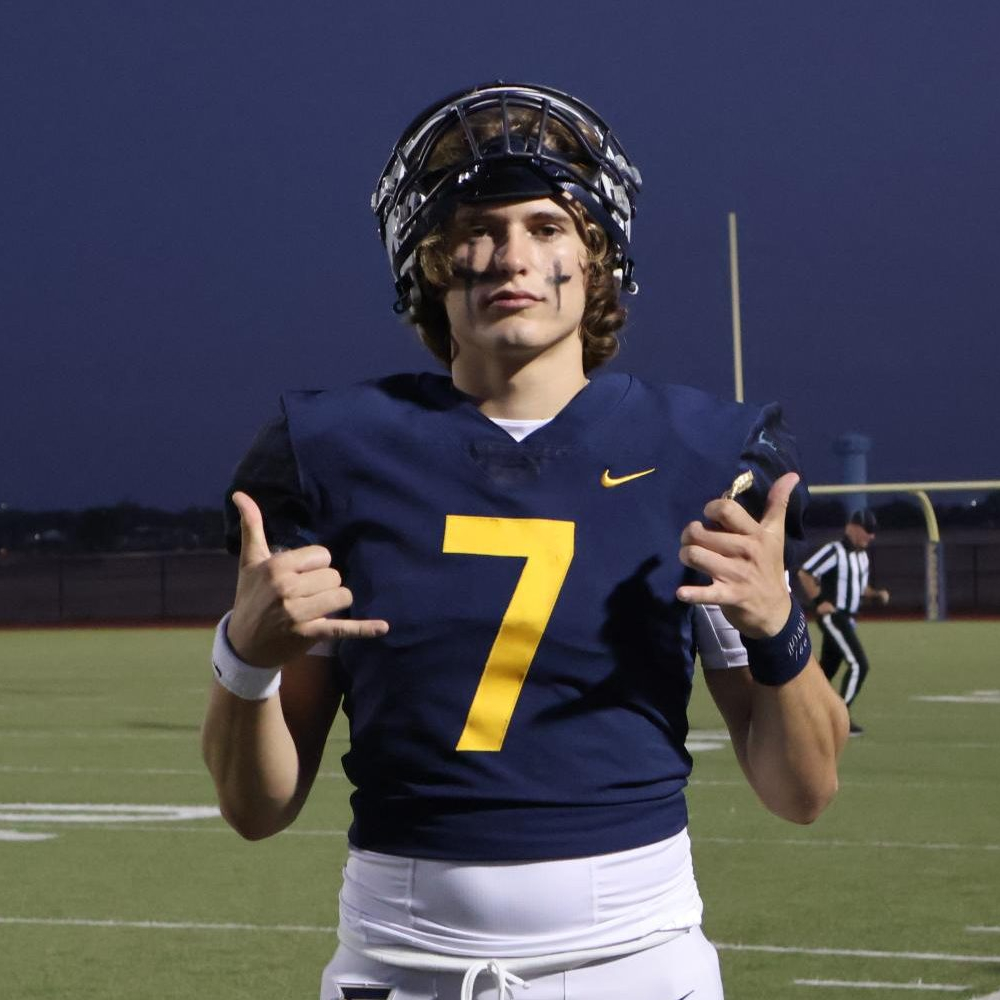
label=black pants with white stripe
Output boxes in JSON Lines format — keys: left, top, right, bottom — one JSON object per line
{"left": 818, "top": 610, "right": 870, "bottom": 708}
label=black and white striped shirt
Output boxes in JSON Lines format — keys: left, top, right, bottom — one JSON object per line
{"left": 801, "top": 539, "right": 869, "bottom": 614}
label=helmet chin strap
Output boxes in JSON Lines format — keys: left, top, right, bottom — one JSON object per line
{"left": 392, "top": 274, "right": 414, "bottom": 315}
{"left": 615, "top": 259, "right": 639, "bottom": 296}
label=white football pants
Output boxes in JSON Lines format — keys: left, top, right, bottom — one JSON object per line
{"left": 321, "top": 927, "right": 723, "bottom": 1000}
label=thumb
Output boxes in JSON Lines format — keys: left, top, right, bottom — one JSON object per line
{"left": 232, "top": 491, "right": 271, "bottom": 568}
{"left": 760, "top": 472, "right": 800, "bottom": 531}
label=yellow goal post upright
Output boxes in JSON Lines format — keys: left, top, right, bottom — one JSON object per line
{"left": 728, "top": 212, "right": 744, "bottom": 405}
{"left": 808, "top": 481, "right": 1000, "bottom": 621}
{"left": 722, "top": 216, "right": 998, "bottom": 619}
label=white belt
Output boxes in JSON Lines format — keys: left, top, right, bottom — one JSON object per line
{"left": 338, "top": 924, "right": 689, "bottom": 980}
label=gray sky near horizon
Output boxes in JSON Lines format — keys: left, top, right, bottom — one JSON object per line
{"left": 3, "top": 1, "right": 998, "bottom": 511}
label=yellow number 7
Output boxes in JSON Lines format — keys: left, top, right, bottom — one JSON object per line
{"left": 443, "top": 515, "right": 575, "bottom": 752}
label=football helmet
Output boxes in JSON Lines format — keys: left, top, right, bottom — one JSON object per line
{"left": 371, "top": 82, "right": 642, "bottom": 312}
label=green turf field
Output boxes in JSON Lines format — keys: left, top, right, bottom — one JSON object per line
{"left": 1, "top": 621, "right": 998, "bottom": 999}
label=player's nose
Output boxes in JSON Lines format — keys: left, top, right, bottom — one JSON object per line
{"left": 493, "top": 226, "right": 531, "bottom": 273}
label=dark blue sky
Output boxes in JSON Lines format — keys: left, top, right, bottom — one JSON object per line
{"left": 4, "top": 1, "right": 998, "bottom": 511}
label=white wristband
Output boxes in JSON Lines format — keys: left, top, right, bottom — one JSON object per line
{"left": 211, "top": 611, "right": 282, "bottom": 701}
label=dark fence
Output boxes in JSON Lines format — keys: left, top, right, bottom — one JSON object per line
{"left": 0, "top": 551, "right": 237, "bottom": 624}
{"left": 792, "top": 529, "right": 1000, "bottom": 617}
{"left": 1, "top": 530, "right": 998, "bottom": 625}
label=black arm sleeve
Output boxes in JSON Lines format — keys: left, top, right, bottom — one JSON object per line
{"left": 223, "top": 414, "right": 317, "bottom": 556}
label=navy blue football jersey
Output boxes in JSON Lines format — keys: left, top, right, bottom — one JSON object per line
{"left": 227, "top": 372, "right": 807, "bottom": 861}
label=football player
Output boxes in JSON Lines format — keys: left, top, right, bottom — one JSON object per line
{"left": 202, "top": 82, "right": 849, "bottom": 1000}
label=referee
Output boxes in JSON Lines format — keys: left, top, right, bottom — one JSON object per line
{"left": 796, "top": 509, "right": 890, "bottom": 735}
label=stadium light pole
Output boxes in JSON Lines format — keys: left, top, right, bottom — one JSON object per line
{"left": 728, "top": 212, "right": 745, "bottom": 403}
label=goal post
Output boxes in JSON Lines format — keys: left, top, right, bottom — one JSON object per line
{"left": 808, "top": 480, "right": 1000, "bottom": 621}
{"left": 728, "top": 212, "right": 744, "bottom": 404}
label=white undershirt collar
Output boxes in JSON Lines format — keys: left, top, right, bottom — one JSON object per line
{"left": 489, "top": 416, "right": 554, "bottom": 442}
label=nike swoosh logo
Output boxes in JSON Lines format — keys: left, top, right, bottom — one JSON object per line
{"left": 600, "top": 467, "right": 656, "bottom": 488}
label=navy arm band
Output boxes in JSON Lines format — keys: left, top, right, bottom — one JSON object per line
{"left": 741, "top": 600, "right": 812, "bottom": 686}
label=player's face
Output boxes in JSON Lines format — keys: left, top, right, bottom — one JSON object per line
{"left": 846, "top": 523, "right": 875, "bottom": 548}
{"left": 441, "top": 197, "right": 589, "bottom": 368}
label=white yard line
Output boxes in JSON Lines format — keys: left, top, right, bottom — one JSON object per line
{"left": 7, "top": 761, "right": 976, "bottom": 788}
{"left": 3, "top": 728, "right": 995, "bottom": 750}
{"left": 4, "top": 818, "right": 995, "bottom": 854}
{"left": 0, "top": 803, "right": 220, "bottom": 824}
{"left": 795, "top": 979, "right": 967, "bottom": 992}
{"left": 702, "top": 836, "right": 1000, "bottom": 852}
{"left": 0, "top": 916, "right": 335, "bottom": 933}
{"left": 0, "top": 730, "right": 194, "bottom": 741}
{"left": 716, "top": 942, "right": 1000, "bottom": 965}
{"left": 0, "top": 764, "right": 346, "bottom": 778}
{"left": 0, "top": 824, "right": 348, "bottom": 836}
{"left": 0, "top": 803, "right": 218, "bottom": 812}
{"left": 2, "top": 916, "right": 998, "bottom": 978}
{"left": 4, "top": 909, "right": 999, "bottom": 999}
{"left": 913, "top": 692, "right": 1000, "bottom": 704}
{"left": 692, "top": 777, "right": 997, "bottom": 789}
{"left": 0, "top": 765, "right": 206, "bottom": 776}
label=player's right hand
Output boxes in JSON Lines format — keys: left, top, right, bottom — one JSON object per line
{"left": 225, "top": 491, "right": 389, "bottom": 668}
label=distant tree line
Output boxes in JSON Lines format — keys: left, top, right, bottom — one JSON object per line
{"left": 0, "top": 493, "right": 996, "bottom": 555}
{"left": 804, "top": 492, "right": 1000, "bottom": 530}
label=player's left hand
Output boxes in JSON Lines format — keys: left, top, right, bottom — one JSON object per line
{"left": 676, "top": 472, "right": 799, "bottom": 639}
